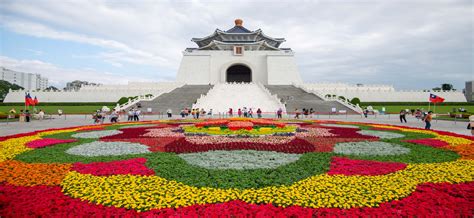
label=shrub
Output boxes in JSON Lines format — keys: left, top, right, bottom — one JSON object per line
{"left": 350, "top": 97, "right": 361, "bottom": 105}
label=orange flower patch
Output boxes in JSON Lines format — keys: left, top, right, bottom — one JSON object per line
{"left": 0, "top": 160, "right": 72, "bottom": 186}
{"left": 445, "top": 143, "right": 474, "bottom": 160}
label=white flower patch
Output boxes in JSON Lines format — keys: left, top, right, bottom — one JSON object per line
{"left": 178, "top": 150, "right": 302, "bottom": 170}
{"left": 71, "top": 130, "right": 122, "bottom": 139}
{"left": 66, "top": 141, "right": 151, "bottom": 157}
{"left": 320, "top": 124, "right": 360, "bottom": 129}
{"left": 118, "top": 124, "right": 159, "bottom": 129}
{"left": 357, "top": 130, "right": 405, "bottom": 139}
{"left": 334, "top": 141, "right": 410, "bottom": 156}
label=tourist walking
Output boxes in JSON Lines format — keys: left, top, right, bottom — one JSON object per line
{"left": 399, "top": 110, "right": 407, "bottom": 123}
{"left": 128, "top": 109, "right": 134, "bottom": 121}
{"left": 208, "top": 109, "right": 213, "bottom": 118}
{"left": 38, "top": 109, "right": 45, "bottom": 120}
{"left": 257, "top": 108, "right": 262, "bottom": 118}
{"left": 134, "top": 109, "right": 141, "bottom": 121}
{"left": 25, "top": 110, "right": 31, "bottom": 122}
{"left": 277, "top": 108, "right": 283, "bottom": 119}
{"left": 110, "top": 109, "right": 118, "bottom": 123}
{"left": 424, "top": 111, "right": 433, "bottom": 130}
{"left": 309, "top": 108, "right": 314, "bottom": 118}
{"left": 238, "top": 108, "right": 242, "bottom": 117}
{"left": 363, "top": 108, "right": 369, "bottom": 118}
{"left": 469, "top": 115, "right": 474, "bottom": 135}
{"left": 196, "top": 108, "right": 200, "bottom": 119}
{"left": 294, "top": 108, "right": 300, "bottom": 119}
{"left": 248, "top": 108, "right": 253, "bottom": 118}
{"left": 228, "top": 108, "right": 233, "bottom": 117}
{"left": 167, "top": 108, "right": 172, "bottom": 118}
{"left": 243, "top": 107, "right": 248, "bottom": 117}
{"left": 19, "top": 110, "right": 25, "bottom": 122}
{"left": 58, "top": 109, "right": 63, "bottom": 117}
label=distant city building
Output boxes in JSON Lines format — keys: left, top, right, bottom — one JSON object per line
{"left": 465, "top": 81, "right": 473, "bottom": 102}
{"left": 0, "top": 67, "right": 48, "bottom": 90}
{"left": 64, "top": 80, "right": 100, "bottom": 91}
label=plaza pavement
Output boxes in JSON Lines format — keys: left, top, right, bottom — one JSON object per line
{"left": 0, "top": 114, "right": 471, "bottom": 137}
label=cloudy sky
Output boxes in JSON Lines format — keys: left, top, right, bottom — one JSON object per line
{"left": 0, "top": 0, "right": 472, "bottom": 90}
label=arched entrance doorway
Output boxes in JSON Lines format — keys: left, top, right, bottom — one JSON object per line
{"left": 226, "top": 64, "right": 251, "bottom": 83}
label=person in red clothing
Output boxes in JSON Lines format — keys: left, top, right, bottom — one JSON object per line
{"left": 237, "top": 108, "right": 242, "bottom": 117}
{"left": 228, "top": 108, "right": 233, "bottom": 117}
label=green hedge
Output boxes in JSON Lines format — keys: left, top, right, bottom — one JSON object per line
{"left": 0, "top": 102, "right": 115, "bottom": 106}
{"left": 360, "top": 102, "right": 474, "bottom": 106}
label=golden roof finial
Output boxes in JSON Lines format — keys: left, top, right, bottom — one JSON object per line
{"left": 234, "top": 19, "right": 243, "bottom": 26}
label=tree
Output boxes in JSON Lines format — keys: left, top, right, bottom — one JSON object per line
{"left": 441, "top": 83, "right": 453, "bottom": 91}
{"left": 338, "top": 96, "right": 346, "bottom": 101}
{"left": 432, "top": 87, "right": 441, "bottom": 91}
{"left": 350, "top": 97, "right": 361, "bottom": 105}
{"left": 0, "top": 80, "right": 23, "bottom": 102}
{"left": 45, "top": 86, "right": 59, "bottom": 91}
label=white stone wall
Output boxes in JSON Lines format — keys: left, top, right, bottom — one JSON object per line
{"left": 176, "top": 50, "right": 302, "bottom": 85}
{"left": 303, "top": 87, "right": 467, "bottom": 102}
{"left": 4, "top": 82, "right": 182, "bottom": 103}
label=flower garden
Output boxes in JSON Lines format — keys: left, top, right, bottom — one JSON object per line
{"left": 1, "top": 118, "right": 473, "bottom": 217}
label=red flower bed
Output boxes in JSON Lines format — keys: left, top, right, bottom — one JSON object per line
{"left": 315, "top": 126, "right": 378, "bottom": 139}
{"left": 72, "top": 158, "right": 154, "bottom": 176}
{"left": 251, "top": 119, "right": 286, "bottom": 128}
{"left": 1, "top": 182, "right": 472, "bottom": 217}
{"left": 404, "top": 139, "right": 450, "bottom": 148}
{"left": 328, "top": 157, "right": 407, "bottom": 176}
{"left": 101, "top": 126, "right": 168, "bottom": 140}
{"left": 26, "top": 138, "right": 77, "bottom": 149}
{"left": 165, "top": 138, "right": 315, "bottom": 154}
{"left": 195, "top": 119, "right": 229, "bottom": 128}
{"left": 227, "top": 121, "right": 254, "bottom": 130}
{"left": 102, "top": 137, "right": 179, "bottom": 152}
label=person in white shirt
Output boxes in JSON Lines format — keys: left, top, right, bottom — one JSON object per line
{"left": 38, "top": 109, "right": 45, "bottom": 120}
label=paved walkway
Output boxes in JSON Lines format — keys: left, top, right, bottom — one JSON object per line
{"left": 0, "top": 114, "right": 471, "bottom": 137}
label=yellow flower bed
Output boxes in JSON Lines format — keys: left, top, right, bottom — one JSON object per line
{"left": 61, "top": 160, "right": 474, "bottom": 211}
{"left": 0, "top": 128, "right": 87, "bottom": 162}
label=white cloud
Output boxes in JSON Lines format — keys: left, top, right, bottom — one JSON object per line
{"left": 0, "top": 56, "right": 161, "bottom": 87}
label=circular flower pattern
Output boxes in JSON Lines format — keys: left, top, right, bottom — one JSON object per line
{"left": 71, "top": 130, "right": 122, "bottom": 139}
{"left": 65, "top": 141, "right": 151, "bottom": 157}
{"left": 334, "top": 141, "right": 411, "bottom": 156}
{"left": 178, "top": 150, "right": 302, "bottom": 170}
{"left": 0, "top": 120, "right": 472, "bottom": 216}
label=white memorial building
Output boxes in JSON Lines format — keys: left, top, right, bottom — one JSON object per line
{"left": 177, "top": 19, "right": 302, "bottom": 85}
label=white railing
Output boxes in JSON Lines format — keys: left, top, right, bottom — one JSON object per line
{"left": 294, "top": 83, "right": 363, "bottom": 114}
{"left": 114, "top": 94, "right": 156, "bottom": 111}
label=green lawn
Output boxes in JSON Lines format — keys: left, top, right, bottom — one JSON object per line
{"left": 361, "top": 105, "right": 474, "bottom": 114}
{"left": 0, "top": 105, "right": 115, "bottom": 115}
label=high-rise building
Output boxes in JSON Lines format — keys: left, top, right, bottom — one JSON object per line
{"left": 0, "top": 67, "right": 48, "bottom": 90}
{"left": 465, "top": 81, "right": 473, "bottom": 102}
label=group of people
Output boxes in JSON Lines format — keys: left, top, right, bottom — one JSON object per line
{"left": 293, "top": 108, "right": 315, "bottom": 119}
{"left": 179, "top": 108, "right": 212, "bottom": 119}
{"left": 127, "top": 108, "right": 141, "bottom": 121}
{"left": 9, "top": 108, "right": 46, "bottom": 122}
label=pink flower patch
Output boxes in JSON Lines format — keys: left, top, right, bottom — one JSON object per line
{"left": 404, "top": 139, "right": 449, "bottom": 148}
{"left": 328, "top": 157, "right": 407, "bottom": 176}
{"left": 72, "top": 158, "right": 154, "bottom": 176}
{"left": 26, "top": 138, "right": 77, "bottom": 149}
